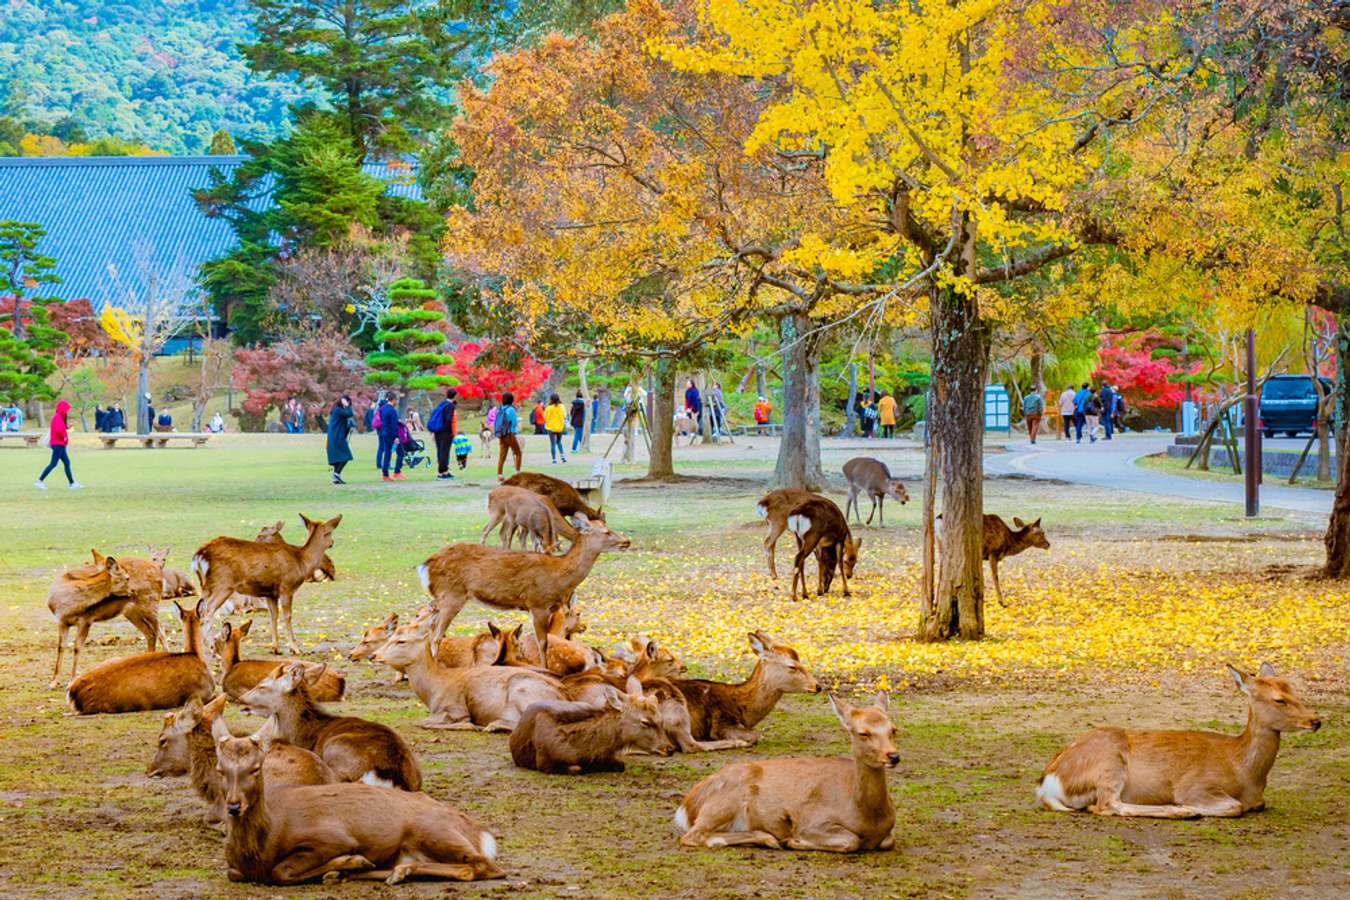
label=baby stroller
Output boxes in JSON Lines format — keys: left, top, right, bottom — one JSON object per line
{"left": 398, "top": 424, "right": 431, "bottom": 470}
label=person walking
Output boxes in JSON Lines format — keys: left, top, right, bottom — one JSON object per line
{"left": 1098, "top": 383, "right": 1116, "bottom": 441}
{"left": 570, "top": 390, "right": 586, "bottom": 454}
{"left": 545, "top": 392, "right": 567, "bottom": 463}
{"left": 1072, "top": 382, "right": 1091, "bottom": 443}
{"left": 877, "top": 391, "right": 898, "bottom": 439}
{"left": 1083, "top": 386, "right": 1102, "bottom": 444}
{"left": 429, "top": 387, "right": 458, "bottom": 481}
{"left": 495, "top": 391, "right": 522, "bottom": 481}
{"left": 531, "top": 399, "right": 547, "bottom": 435}
{"left": 363, "top": 400, "right": 376, "bottom": 433}
{"left": 1023, "top": 387, "right": 1045, "bottom": 444}
{"left": 326, "top": 395, "right": 355, "bottom": 484}
{"left": 377, "top": 393, "right": 405, "bottom": 481}
{"left": 1057, "top": 384, "right": 1076, "bottom": 439}
{"left": 1113, "top": 389, "right": 1128, "bottom": 434}
{"left": 684, "top": 378, "right": 702, "bottom": 423}
{"left": 35, "top": 399, "right": 82, "bottom": 490}
{"left": 708, "top": 381, "right": 726, "bottom": 436}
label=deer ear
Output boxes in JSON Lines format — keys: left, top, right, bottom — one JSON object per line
{"left": 748, "top": 632, "right": 768, "bottom": 656}
{"left": 239, "top": 619, "right": 251, "bottom": 636}
{"left": 828, "top": 692, "right": 852, "bottom": 727}
{"left": 487, "top": 622, "right": 500, "bottom": 638}
{"left": 211, "top": 713, "right": 232, "bottom": 746}
{"left": 303, "top": 662, "right": 328, "bottom": 685}
{"left": 626, "top": 675, "right": 643, "bottom": 698}
{"left": 853, "top": 537, "right": 863, "bottom": 552}
{"left": 1258, "top": 662, "right": 1277, "bottom": 678}
{"left": 1227, "top": 664, "right": 1251, "bottom": 694}
{"left": 326, "top": 514, "right": 342, "bottom": 529}
{"left": 603, "top": 686, "right": 623, "bottom": 711}
{"left": 283, "top": 662, "right": 307, "bottom": 689}
{"left": 874, "top": 691, "right": 889, "bottom": 712}
{"left": 510, "top": 624, "right": 523, "bottom": 639}
{"left": 1013, "top": 517, "right": 1025, "bottom": 528}
{"left": 92, "top": 549, "right": 105, "bottom": 564}
{"left": 203, "top": 694, "right": 228, "bottom": 719}
{"left": 253, "top": 716, "right": 277, "bottom": 753}
{"left": 298, "top": 513, "right": 314, "bottom": 531}
{"left": 173, "top": 601, "right": 187, "bottom": 619}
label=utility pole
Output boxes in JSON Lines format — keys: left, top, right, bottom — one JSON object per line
{"left": 1244, "top": 327, "right": 1259, "bottom": 516}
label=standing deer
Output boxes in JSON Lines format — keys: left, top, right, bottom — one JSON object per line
{"left": 672, "top": 632, "right": 820, "bottom": 745}
{"left": 755, "top": 488, "right": 821, "bottom": 579}
{"left": 786, "top": 498, "right": 862, "bottom": 601}
{"left": 842, "top": 457, "right": 909, "bottom": 527}
{"left": 1037, "top": 663, "right": 1321, "bottom": 818}
{"left": 418, "top": 513, "right": 629, "bottom": 665}
{"left": 47, "top": 552, "right": 146, "bottom": 687}
{"left": 675, "top": 692, "right": 898, "bottom": 851}
{"left": 212, "top": 716, "right": 503, "bottom": 884}
{"left": 502, "top": 471, "right": 605, "bottom": 521}
{"left": 982, "top": 514, "right": 1049, "bottom": 607}
{"left": 481, "top": 485, "right": 576, "bottom": 553}
{"left": 194, "top": 513, "right": 342, "bottom": 655}
{"left": 215, "top": 620, "right": 346, "bottom": 702}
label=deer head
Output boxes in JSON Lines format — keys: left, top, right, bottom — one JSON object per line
{"left": 1011, "top": 517, "right": 1050, "bottom": 550}
{"left": 1228, "top": 663, "right": 1321, "bottom": 733}
{"left": 371, "top": 623, "right": 433, "bottom": 670}
{"left": 748, "top": 631, "right": 819, "bottom": 694}
{"left": 147, "top": 546, "right": 170, "bottom": 568}
{"left": 630, "top": 637, "right": 686, "bottom": 678}
{"left": 570, "top": 513, "right": 630, "bottom": 551}
{"left": 212, "top": 715, "right": 275, "bottom": 819}
{"left": 613, "top": 679, "right": 674, "bottom": 756}
{"left": 349, "top": 612, "right": 398, "bottom": 661}
{"left": 887, "top": 480, "right": 909, "bottom": 504}
{"left": 297, "top": 513, "right": 343, "bottom": 552}
{"left": 840, "top": 536, "right": 862, "bottom": 579}
{"left": 829, "top": 692, "right": 899, "bottom": 769}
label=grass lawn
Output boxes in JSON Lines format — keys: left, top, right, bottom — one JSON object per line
{"left": 1138, "top": 450, "right": 1337, "bottom": 491}
{"left": 2, "top": 434, "right": 1347, "bottom": 897}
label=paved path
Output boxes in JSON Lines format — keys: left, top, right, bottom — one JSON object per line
{"left": 983, "top": 433, "right": 1333, "bottom": 515}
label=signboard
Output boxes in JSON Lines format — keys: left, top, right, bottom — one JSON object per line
{"left": 983, "top": 383, "right": 1011, "bottom": 434}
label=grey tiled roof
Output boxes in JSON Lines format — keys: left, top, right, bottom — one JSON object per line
{"left": 0, "top": 155, "right": 424, "bottom": 312}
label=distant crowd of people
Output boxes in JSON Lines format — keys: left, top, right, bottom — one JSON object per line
{"left": 1019, "top": 383, "right": 1128, "bottom": 445}
{"left": 853, "top": 390, "right": 899, "bottom": 439}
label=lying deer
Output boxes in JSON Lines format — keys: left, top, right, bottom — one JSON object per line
{"left": 240, "top": 661, "right": 421, "bottom": 790}
{"left": 1037, "top": 663, "right": 1321, "bottom": 818}
{"left": 372, "top": 623, "right": 565, "bottom": 731}
{"left": 982, "top": 514, "right": 1049, "bottom": 607}
{"left": 195, "top": 513, "right": 342, "bottom": 655}
{"left": 672, "top": 631, "right": 819, "bottom": 744}
{"left": 67, "top": 600, "right": 215, "bottom": 714}
{"left": 755, "top": 488, "right": 821, "bottom": 579}
{"left": 482, "top": 485, "right": 577, "bottom": 553}
{"left": 786, "top": 497, "right": 862, "bottom": 601}
{"left": 563, "top": 665, "right": 748, "bottom": 754}
{"left": 675, "top": 692, "right": 898, "bottom": 851}
{"left": 502, "top": 471, "right": 605, "bottom": 521}
{"left": 47, "top": 552, "right": 146, "bottom": 688}
{"left": 842, "top": 457, "right": 909, "bottom": 527}
{"left": 496, "top": 618, "right": 597, "bottom": 676}
{"left": 418, "top": 513, "right": 629, "bottom": 663}
{"left": 509, "top": 680, "right": 674, "bottom": 774}
{"left": 215, "top": 620, "right": 345, "bottom": 702}
{"left": 147, "top": 694, "right": 334, "bottom": 827}
{"left": 212, "top": 715, "right": 503, "bottom": 884}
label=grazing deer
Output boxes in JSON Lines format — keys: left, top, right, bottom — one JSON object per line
{"left": 147, "top": 694, "right": 334, "bottom": 827}
{"left": 195, "top": 513, "right": 342, "bottom": 655}
{"left": 675, "top": 692, "right": 898, "bottom": 851}
{"left": 786, "top": 498, "right": 862, "bottom": 601}
{"left": 482, "top": 485, "right": 577, "bottom": 553}
{"left": 47, "top": 552, "right": 146, "bottom": 688}
{"left": 502, "top": 471, "right": 605, "bottom": 521}
{"left": 372, "top": 624, "right": 565, "bottom": 731}
{"left": 672, "top": 632, "right": 820, "bottom": 744}
{"left": 842, "top": 457, "right": 909, "bottom": 527}
{"left": 509, "top": 679, "right": 674, "bottom": 773}
{"left": 1037, "top": 663, "right": 1321, "bottom": 818}
{"left": 755, "top": 488, "right": 821, "bottom": 579}
{"left": 215, "top": 620, "right": 345, "bottom": 702}
{"left": 240, "top": 662, "right": 421, "bottom": 791}
{"left": 982, "top": 514, "right": 1049, "bottom": 607}
{"left": 418, "top": 513, "right": 629, "bottom": 663}
{"left": 67, "top": 600, "right": 215, "bottom": 714}
{"left": 212, "top": 716, "right": 503, "bottom": 884}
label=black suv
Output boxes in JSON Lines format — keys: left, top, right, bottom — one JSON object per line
{"left": 1259, "top": 374, "right": 1334, "bottom": 438}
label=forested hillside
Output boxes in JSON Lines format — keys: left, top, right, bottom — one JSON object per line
{"left": 0, "top": 0, "right": 311, "bottom": 153}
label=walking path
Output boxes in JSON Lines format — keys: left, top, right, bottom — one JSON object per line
{"left": 983, "top": 433, "right": 1333, "bottom": 515}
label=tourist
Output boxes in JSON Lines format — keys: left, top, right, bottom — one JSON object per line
{"left": 708, "top": 381, "right": 726, "bottom": 436}
{"left": 207, "top": 412, "right": 225, "bottom": 433}
{"left": 429, "top": 387, "right": 458, "bottom": 481}
{"left": 145, "top": 394, "right": 155, "bottom": 434}
{"left": 1023, "top": 386, "right": 1044, "bottom": 444}
{"left": 1057, "top": 384, "right": 1076, "bottom": 439}
{"left": 1073, "top": 382, "right": 1091, "bottom": 443}
{"left": 406, "top": 408, "right": 424, "bottom": 433}
{"left": 859, "top": 392, "right": 878, "bottom": 439}
{"left": 452, "top": 431, "right": 473, "bottom": 470}
{"left": 570, "top": 390, "right": 586, "bottom": 454}
{"left": 753, "top": 395, "right": 773, "bottom": 434}
{"left": 377, "top": 392, "right": 405, "bottom": 481}
{"left": 545, "top": 392, "right": 567, "bottom": 463}
{"left": 94, "top": 405, "right": 106, "bottom": 432}
{"left": 1098, "top": 383, "right": 1116, "bottom": 441}
{"left": 877, "top": 391, "right": 898, "bottom": 439}
{"left": 363, "top": 399, "right": 376, "bottom": 433}
{"left": 34, "top": 399, "right": 82, "bottom": 490}
{"left": 1113, "top": 389, "right": 1128, "bottom": 434}
{"left": 684, "top": 378, "right": 702, "bottom": 423}
{"left": 531, "top": 398, "right": 547, "bottom": 435}
{"left": 495, "top": 391, "right": 522, "bottom": 481}
{"left": 326, "top": 395, "right": 355, "bottom": 484}
{"left": 1083, "top": 386, "right": 1102, "bottom": 444}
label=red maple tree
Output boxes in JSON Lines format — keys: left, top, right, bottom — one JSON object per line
{"left": 1094, "top": 332, "right": 1192, "bottom": 410}
{"left": 436, "top": 341, "right": 551, "bottom": 403}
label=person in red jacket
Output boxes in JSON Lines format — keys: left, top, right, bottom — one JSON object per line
{"left": 35, "top": 399, "right": 83, "bottom": 490}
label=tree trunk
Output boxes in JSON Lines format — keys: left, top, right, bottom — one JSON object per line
{"left": 755, "top": 364, "right": 766, "bottom": 399}
{"left": 1323, "top": 317, "right": 1350, "bottom": 576}
{"left": 845, "top": 361, "right": 858, "bottom": 436}
{"left": 647, "top": 358, "right": 676, "bottom": 478}
{"left": 773, "top": 311, "right": 826, "bottom": 490}
{"left": 919, "top": 277, "right": 991, "bottom": 641}
{"left": 1030, "top": 349, "right": 1044, "bottom": 396}
{"left": 697, "top": 370, "right": 714, "bottom": 444}
{"left": 578, "top": 358, "right": 592, "bottom": 452}
{"left": 137, "top": 361, "right": 150, "bottom": 434}
{"left": 191, "top": 402, "right": 207, "bottom": 432}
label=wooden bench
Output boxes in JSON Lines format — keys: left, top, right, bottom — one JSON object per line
{"left": 99, "top": 433, "right": 212, "bottom": 449}
{"left": 731, "top": 423, "right": 782, "bottom": 437}
{"left": 0, "top": 431, "right": 42, "bottom": 447}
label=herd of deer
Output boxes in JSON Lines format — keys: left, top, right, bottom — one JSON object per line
{"left": 39, "top": 463, "right": 1321, "bottom": 884}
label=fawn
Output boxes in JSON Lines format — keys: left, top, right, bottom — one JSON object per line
{"left": 214, "top": 619, "right": 345, "bottom": 702}
{"left": 982, "top": 514, "right": 1049, "bottom": 607}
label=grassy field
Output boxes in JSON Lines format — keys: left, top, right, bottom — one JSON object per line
{"left": 2, "top": 434, "right": 1347, "bottom": 897}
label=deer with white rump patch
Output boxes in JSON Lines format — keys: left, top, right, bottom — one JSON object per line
{"left": 786, "top": 497, "right": 861, "bottom": 601}
{"left": 842, "top": 457, "right": 909, "bottom": 526}
{"left": 755, "top": 488, "right": 821, "bottom": 579}
{"left": 675, "top": 692, "right": 898, "bottom": 851}
{"left": 1037, "top": 663, "right": 1321, "bottom": 818}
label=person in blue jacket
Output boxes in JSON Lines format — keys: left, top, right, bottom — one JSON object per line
{"left": 1072, "top": 382, "right": 1091, "bottom": 443}
{"left": 377, "top": 393, "right": 404, "bottom": 481}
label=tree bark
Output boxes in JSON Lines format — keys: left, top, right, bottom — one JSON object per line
{"left": 1030, "top": 349, "right": 1044, "bottom": 396}
{"left": 137, "top": 361, "right": 150, "bottom": 434}
{"left": 845, "top": 361, "right": 858, "bottom": 436}
{"left": 578, "top": 358, "right": 592, "bottom": 452}
{"left": 773, "top": 311, "right": 826, "bottom": 490}
{"left": 1323, "top": 316, "right": 1350, "bottom": 576}
{"left": 697, "top": 370, "right": 714, "bottom": 444}
{"left": 755, "top": 364, "right": 767, "bottom": 400}
{"left": 647, "top": 358, "right": 676, "bottom": 478}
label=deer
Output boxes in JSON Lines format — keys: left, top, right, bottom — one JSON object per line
{"left": 256, "top": 520, "right": 338, "bottom": 583}
{"left": 371, "top": 623, "right": 566, "bottom": 731}
{"left": 418, "top": 513, "right": 629, "bottom": 668}
{"left": 508, "top": 679, "right": 674, "bottom": 774}
{"left": 675, "top": 692, "right": 898, "bottom": 851}
{"left": 502, "top": 471, "right": 605, "bottom": 521}
{"left": 239, "top": 661, "right": 421, "bottom": 791}
{"left": 755, "top": 488, "right": 822, "bottom": 579}
{"left": 482, "top": 485, "right": 577, "bottom": 553}
{"left": 147, "top": 694, "right": 335, "bottom": 828}
{"left": 982, "top": 514, "right": 1050, "bottom": 607}
{"left": 211, "top": 715, "right": 504, "bottom": 884}
{"left": 66, "top": 600, "right": 215, "bottom": 714}
{"left": 134, "top": 544, "right": 197, "bottom": 599}
{"left": 47, "top": 552, "right": 144, "bottom": 688}
{"left": 671, "top": 631, "right": 820, "bottom": 745}
{"left": 194, "top": 513, "right": 342, "bottom": 655}
{"left": 496, "top": 616, "right": 599, "bottom": 676}
{"left": 215, "top": 620, "right": 345, "bottom": 702}
{"left": 1037, "top": 663, "right": 1322, "bottom": 818}
{"left": 786, "top": 497, "right": 862, "bottom": 601}
{"left": 842, "top": 457, "right": 909, "bottom": 527}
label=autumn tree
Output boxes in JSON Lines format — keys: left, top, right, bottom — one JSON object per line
{"left": 231, "top": 329, "right": 375, "bottom": 431}
{"left": 363, "top": 278, "right": 457, "bottom": 400}
{"left": 0, "top": 221, "right": 67, "bottom": 404}
{"left": 436, "top": 340, "right": 552, "bottom": 406}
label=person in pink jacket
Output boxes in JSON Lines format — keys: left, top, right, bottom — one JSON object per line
{"left": 34, "top": 399, "right": 83, "bottom": 490}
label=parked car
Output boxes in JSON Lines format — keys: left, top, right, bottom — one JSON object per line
{"left": 1259, "top": 374, "right": 1333, "bottom": 438}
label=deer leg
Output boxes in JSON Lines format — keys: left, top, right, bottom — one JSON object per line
{"left": 703, "top": 831, "right": 783, "bottom": 849}
{"left": 1174, "top": 788, "right": 1244, "bottom": 817}
{"left": 878, "top": 496, "right": 885, "bottom": 527}
{"left": 989, "top": 558, "right": 1008, "bottom": 608}
{"left": 530, "top": 605, "right": 558, "bottom": 672}
{"left": 70, "top": 620, "right": 93, "bottom": 682}
{"left": 281, "top": 593, "right": 300, "bottom": 655}
{"left": 838, "top": 557, "right": 851, "bottom": 598}
{"left": 50, "top": 622, "right": 69, "bottom": 689}
{"left": 764, "top": 522, "right": 785, "bottom": 579}
{"left": 266, "top": 599, "right": 282, "bottom": 654}
{"left": 430, "top": 593, "right": 469, "bottom": 643}
{"left": 866, "top": 495, "right": 878, "bottom": 526}
{"left": 125, "top": 603, "right": 159, "bottom": 652}
{"left": 480, "top": 509, "right": 504, "bottom": 545}
{"left": 272, "top": 852, "right": 375, "bottom": 885}
{"left": 382, "top": 861, "right": 482, "bottom": 884}
{"left": 785, "top": 825, "right": 862, "bottom": 853}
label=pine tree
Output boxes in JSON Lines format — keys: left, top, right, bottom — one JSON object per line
{"left": 363, "top": 278, "right": 455, "bottom": 393}
{"left": 208, "top": 129, "right": 236, "bottom": 155}
{"left": 0, "top": 221, "right": 68, "bottom": 402}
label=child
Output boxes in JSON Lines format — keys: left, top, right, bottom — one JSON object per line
{"left": 453, "top": 432, "right": 473, "bottom": 470}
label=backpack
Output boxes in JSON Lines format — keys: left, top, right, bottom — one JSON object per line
{"left": 427, "top": 401, "right": 447, "bottom": 434}
{"left": 372, "top": 407, "right": 382, "bottom": 430}
{"left": 494, "top": 407, "right": 512, "bottom": 438}
{"left": 864, "top": 405, "right": 879, "bottom": 421}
